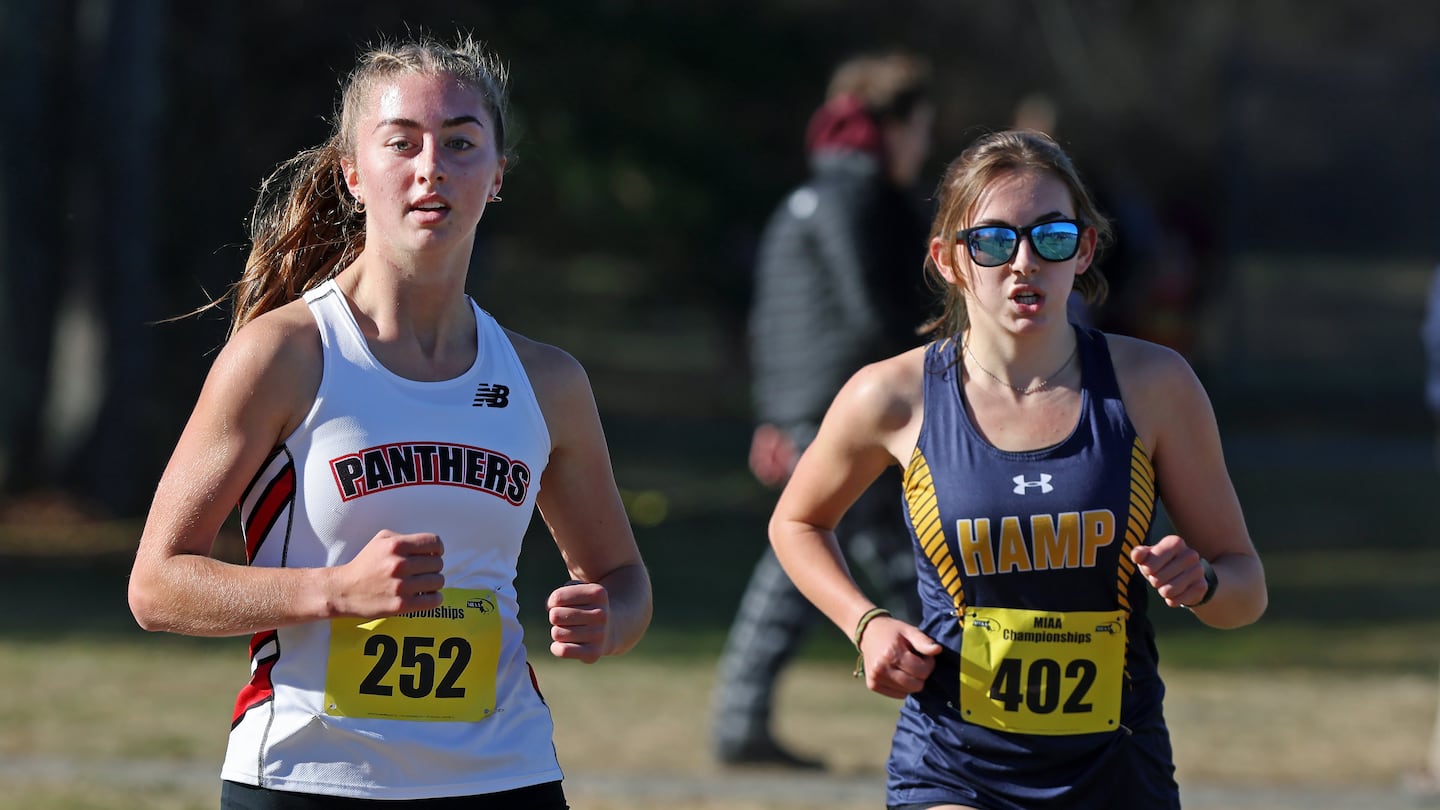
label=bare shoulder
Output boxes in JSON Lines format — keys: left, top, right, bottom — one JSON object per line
{"left": 503, "top": 329, "right": 597, "bottom": 452}
{"left": 1106, "top": 332, "right": 1202, "bottom": 391}
{"left": 842, "top": 346, "right": 927, "bottom": 419}
{"left": 504, "top": 328, "right": 588, "bottom": 398}
{"left": 220, "top": 301, "right": 322, "bottom": 384}
{"left": 824, "top": 345, "right": 928, "bottom": 458}
{"left": 205, "top": 299, "right": 323, "bottom": 439}
{"left": 1105, "top": 332, "right": 1212, "bottom": 443}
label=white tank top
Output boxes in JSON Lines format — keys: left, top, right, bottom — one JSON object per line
{"left": 221, "top": 279, "right": 561, "bottom": 798}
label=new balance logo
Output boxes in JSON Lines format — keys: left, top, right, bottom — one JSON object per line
{"left": 1012, "top": 473, "right": 1054, "bottom": 494}
{"left": 473, "top": 383, "right": 510, "bottom": 408}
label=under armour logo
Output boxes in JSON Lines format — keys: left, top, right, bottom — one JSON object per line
{"left": 473, "top": 383, "right": 510, "bottom": 408}
{"left": 1012, "top": 473, "right": 1054, "bottom": 494}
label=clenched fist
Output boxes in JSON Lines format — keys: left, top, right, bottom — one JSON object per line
{"left": 547, "top": 580, "right": 610, "bottom": 663}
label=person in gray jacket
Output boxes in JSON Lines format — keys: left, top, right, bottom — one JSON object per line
{"left": 711, "top": 51, "right": 935, "bottom": 769}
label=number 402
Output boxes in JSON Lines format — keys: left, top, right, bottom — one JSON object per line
{"left": 988, "top": 657, "right": 1096, "bottom": 714}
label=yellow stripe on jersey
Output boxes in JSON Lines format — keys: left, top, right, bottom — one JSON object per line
{"left": 1116, "top": 437, "right": 1155, "bottom": 614}
{"left": 905, "top": 447, "right": 966, "bottom": 616}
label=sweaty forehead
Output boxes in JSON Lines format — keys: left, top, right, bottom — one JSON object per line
{"left": 366, "top": 74, "right": 492, "bottom": 129}
{"left": 970, "top": 169, "right": 1074, "bottom": 224}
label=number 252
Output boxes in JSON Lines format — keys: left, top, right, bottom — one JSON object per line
{"left": 358, "top": 634, "right": 471, "bottom": 699}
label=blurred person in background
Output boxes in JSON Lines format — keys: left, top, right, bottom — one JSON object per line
{"left": 127, "top": 33, "right": 650, "bottom": 808}
{"left": 1010, "top": 91, "right": 1216, "bottom": 368}
{"left": 1010, "top": 92, "right": 1094, "bottom": 330}
{"left": 768, "top": 128, "right": 1266, "bottom": 808}
{"left": 1421, "top": 264, "right": 1440, "bottom": 467}
{"left": 1410, "top": 263, "right": 1440, "bottom": 800}
{"left": 710, "top": 50, "right": 935, "bottom": 770}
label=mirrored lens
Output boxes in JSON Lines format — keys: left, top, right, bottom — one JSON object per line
{"left": 1031, "top": 221, "right": 1080, "bottom": 261}
{"left": 967, "top": 227, "right": 1018, "bottom": 267}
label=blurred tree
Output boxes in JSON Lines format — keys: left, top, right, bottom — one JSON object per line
{"left": 0, "top": 0, "right": 169, "bottom": 517}
{"left": 0, "top": 0, "right": 74, "bottom": 501}
{"left": 3, "top": 0, "right": 1437, "bottom": 518}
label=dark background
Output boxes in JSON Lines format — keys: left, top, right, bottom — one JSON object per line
{"left": 2, "top": 1, "right": 1437, "bottom": 662}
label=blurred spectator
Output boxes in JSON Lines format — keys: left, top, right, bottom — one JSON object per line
{"left": 1422, "top": 265, "right": 1440, "bottom": 466}
{"left": 1012, "top": 92, "right": 1060, "bottom": 139}
{"left": 1011, "top": 92, "right": 1094, "bottom": 329}
{"left": 1011, "top": 93, "right": 1213, "bottom": 361}
{"left": 710, "top": 50, "right": 934, "bottom": 770}
{"left": 1410, "top": 264, "right": 1440, "bottom": 800}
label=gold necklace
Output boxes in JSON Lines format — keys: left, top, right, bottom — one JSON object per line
{"left": 962, "top": 340, "right": 1078, "bottom": 395}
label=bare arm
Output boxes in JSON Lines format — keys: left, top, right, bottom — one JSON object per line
{"left": 516, "top": 334, "right": 651, "bottom": 662}
{"left": 1114, "top": 336, "right": 1268, "bottom": 629}
{"left": 769, "top": 350, "right": 940, "bottom": 697}
{"left": 127, "top": 306, "right": 448, "bottom": 636}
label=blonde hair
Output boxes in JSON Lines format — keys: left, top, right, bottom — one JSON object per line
{"left": 922, "top": 129, "right": 1112, "bottom": 338}
{"left": 825, "top": 51, "right": 932, "bottom": 124}
{"left": 220, "top": 33, "right": 509, "bottom": 338}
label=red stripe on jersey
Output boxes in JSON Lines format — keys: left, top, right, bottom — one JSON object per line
{"left": 244, "top": 464, "right": 295, "bottom": 562}
{"left": 232, "top": 630, "right": 279, "bottom": 727}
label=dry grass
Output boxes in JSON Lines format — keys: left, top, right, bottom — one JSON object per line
{"left": 543, "top": 657, "right": 1440, "bottom": 792}
{"left": 1164, "top": 667, "right": 1437, "bottom": 786}
{"left": 3, "top": 634, "right": 1436, "bottom": 809}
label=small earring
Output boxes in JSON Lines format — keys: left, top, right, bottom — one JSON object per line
{"left": 353, "top": 198, "right": 366, "bottom": 214}
{"left": 489, "top": 194, "right": 503, "bottom": 203}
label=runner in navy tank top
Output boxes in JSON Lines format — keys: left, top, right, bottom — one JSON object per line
{"left": 887, "top": 328, "right": 1172, "bottom": 808}
{"left": 768, "top": 129, "right": 1267, "bottom": 810}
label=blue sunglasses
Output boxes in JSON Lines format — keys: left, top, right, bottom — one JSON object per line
{"left": 957, "top": 219, "right": 1083, "bottom": 267}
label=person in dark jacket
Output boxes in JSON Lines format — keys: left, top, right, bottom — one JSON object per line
{"left": 711, "top": 51, "right": 935, "bottom": 769}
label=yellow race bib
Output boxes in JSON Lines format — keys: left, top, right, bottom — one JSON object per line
{"left": 324, "top": 588, "right": 501, "bottom": 722}
{"left": 958, "top": 606, "right": 1125, "bottom": 735}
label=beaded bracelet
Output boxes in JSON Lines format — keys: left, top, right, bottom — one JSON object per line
{"left": 851, "top": 607, "right": 892, "bottom": 678}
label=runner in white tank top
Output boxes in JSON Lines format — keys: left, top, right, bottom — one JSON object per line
{"left": 128, "top": 36, "right": 651, "bottom": 807}
{"left": 221, "top": 280, "right": 561, "bottom": 797}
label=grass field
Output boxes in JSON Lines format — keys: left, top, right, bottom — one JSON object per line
{"left": 3, "top": 459, "right": 1439, "bottom": 810}
{"left": 0, "top": 628, "right": 1435, "bottom": 809}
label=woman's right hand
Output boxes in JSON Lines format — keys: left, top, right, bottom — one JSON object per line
{"left": 749, "top": 423, "right": 799, "bottom": 487}
{"left": 329, "top": 530, "right": 446, "bottom": 618}
{"left": 858, "top": 617, "right": 942, "bottom": 699}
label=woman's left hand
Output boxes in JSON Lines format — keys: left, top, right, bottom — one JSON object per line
{"left": 1131, "top": 534, "right": 1211, "bottom": 609}
{"left": 547, "top": 580, "right": 610, "bottom": 663}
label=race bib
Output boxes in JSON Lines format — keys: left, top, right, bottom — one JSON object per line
{"left": 958, "top": 606, "right": 1125, "bottom": 735}
{"left": 324, "top": 588, "right": 501, "bottom": 722}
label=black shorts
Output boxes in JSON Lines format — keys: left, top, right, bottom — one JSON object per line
{"left": 221, "top": 780, "right": 568, "bottom": 809}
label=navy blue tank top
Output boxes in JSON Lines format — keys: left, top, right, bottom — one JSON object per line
{"left": 887, "top": 327, "right": 1177, "bottom": 809}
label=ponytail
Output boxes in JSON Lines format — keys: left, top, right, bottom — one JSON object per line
{"left": 228, "top": 142, "right": 363, "bottom": 338}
